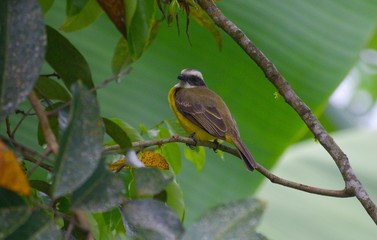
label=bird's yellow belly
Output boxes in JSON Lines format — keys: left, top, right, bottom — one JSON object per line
{"left": 168, "top": 87, "right": 217, "bottom": 142}
{"left": 177, "top": 112, "right": 217, "bottom": 141}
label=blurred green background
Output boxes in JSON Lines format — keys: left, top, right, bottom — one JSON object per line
{"left": 7, "top": 0, "right": 377, "bottom": 238}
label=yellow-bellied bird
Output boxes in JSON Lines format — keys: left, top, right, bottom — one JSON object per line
{"left": 168, "top": 69, "right": 257, "bottom": 171}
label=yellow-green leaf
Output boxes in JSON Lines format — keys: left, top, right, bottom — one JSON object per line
{"left": 61, "top": 0, "right": 103, "bottom": 32}
{"left": 0, "top": 142, "right": 30, "bottom": 196}
{"left": 190, "top": 5, "right": 222, "bottom": 49}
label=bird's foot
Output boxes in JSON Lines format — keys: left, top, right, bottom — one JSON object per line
{"left": 212, "top": 139, "right": 220, "bottom": 153}
{"left": 186, "top": 132, "right": 198, "bottom": 149}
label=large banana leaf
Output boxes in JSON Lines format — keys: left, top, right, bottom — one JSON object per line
{"left": 41, "top": 0, "right": 377, "bottom": 225}
{"left": 257, "top": 128, "right": 377, "bottom": 239}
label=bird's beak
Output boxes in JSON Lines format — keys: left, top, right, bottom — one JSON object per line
{"left": 177, "top": 74, "right": 184, "bottom": 80}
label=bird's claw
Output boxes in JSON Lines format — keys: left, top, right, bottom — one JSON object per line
{"left": 186, "top": 132, "right": 198, "bottom": 149}
{"left": 212, "top": 139, "right": 220, "bottom": 153}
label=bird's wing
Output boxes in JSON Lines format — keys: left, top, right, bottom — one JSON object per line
{"left": 175, "top": 88, "right": 227, "bottom": 139}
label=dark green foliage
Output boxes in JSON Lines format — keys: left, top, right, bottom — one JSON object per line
{"left": 0, "top": 0, "right": 46, "bottom": 119}
{"left": 1, "top": 0, "right": 376, "bottom": 238}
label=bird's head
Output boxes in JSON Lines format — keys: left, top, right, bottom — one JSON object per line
{"left": 176, "top": 69, "right": 207, "bottom": 88}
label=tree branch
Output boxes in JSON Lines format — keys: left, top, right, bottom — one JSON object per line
{"left": 0, "top": 135, "right": 54, "bottom": 172}
{"left": 104, "top": 136, "right": 352, "bottom": 198}
{"left": 28, "top": 91, "right": 59, "bottom": 154}
{"left": 197, "top": 0, "right": 377, "bottom": 224}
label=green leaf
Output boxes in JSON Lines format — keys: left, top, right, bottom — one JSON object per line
{"left": 257, "top": 129, "right": 377, "bottom": 239}
{"left": 355, "top": 50, "right": 377, "bottom": 101}
{"left": 104, "top": 119, "right": 143, "bottom": 146}
{"left": 0, "top": 188, "right": 32, "bottom": 239}
{"left": 96, "top": 209, "right": 125, "bottom": 235}
{"left": 52, "top": 83, "right": 104, "bottom": 198}
{"left": 29, "top": 180, "right": 52, "bottom": 197}
{"left": 84, "top": 213, "right": 101, "bottom": 239}
{"left": 34, "top": 0, "right": 377, "bottom": 227}
{"left": 0, "top": 0, "right": 46, "bottom": 120}
{"left": 38, "top": 0, "right": 55, "bottom": 14}
{"left": 91, "top": 213, "right": 107, "bottom": 240}
{"left": 165, "top": 180, "right": 185, "bottom": 221}
{"left": 183, "top": 198, "right": 267, "bottom": 240}
{"left": 34, "top": 76, "right": 71, "bottom": 102}
{"left": 66, "top": 0, "right": 89, "bottom": 15}
{"left": 127, "top": 0, "right": 156, "bottom": 59}
{"left": 124, "top": 0, "right": 137, "bottom": 32}
{"left": 5, "top": 210, "right": 62, "bottom": 240}
{"left": 118, "top": 169, "right": 136, "bottom": 198}
{"left": 190, "top": 6, "right": 222, "bottom": 49}
{"left": 167, "top": 0, "right": 179, "bottom": 26}
{"left": 112, "top": 37, "right": 134, "bottom": 75}
{"left": 45, "top": 25, "right": 95, "bottom": 91}
{"left": 367, "top": 28, "right": 377, "bottom": 49}
{"left": 164, "top": 118, "right": 187, "bottom": 137}
{"left": 120, "top": 199, "right": 184, "bottom": 240}
{"left": 156, "top": 126, "right": 182, "bottom": 174}
{"left": 184, "top": 146, "right": 205, "bottom": 171}
{"left": 61, "top": 0, "right": 103, "bottom": 32}
{"left": 55, "top": 196, "right": 71, "bottom": 214}
{"left": 160, "top": 142, "right": 181, "bottom": 175}
{"left": 71, "top": 159, "right": 125, "bottom": 212}
{"left": 110, "top": 119, "right": 144, "bottom": 142}
{"left": 111, "top": 0, "right": 159, "bottom": 73}
{"left": 134, "top": 168, "right": 173, "bottom": 197}
{"left": 146, "top": 19, "right": 161, "bottom": 48}
{"left": 103, "top": 117, "right": 132, "bottom": 152}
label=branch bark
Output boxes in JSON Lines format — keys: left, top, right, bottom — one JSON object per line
{"left": 197, "top": 0, "right": 377, "bottom": 224}
{"left": 28, "top": 91, "right": 59, "bottom": 154}
{"left": 104, "top": 136, "right": 352, "bottom": 198}
{"left": 0, "top": 135, "right": 54, "bottom": 172}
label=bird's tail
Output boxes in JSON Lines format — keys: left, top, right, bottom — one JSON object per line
{"left": 233, "top": 139, "right": 257, "bottom": 171}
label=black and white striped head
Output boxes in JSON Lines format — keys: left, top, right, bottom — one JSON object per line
{"left": 176, "top": 69, "right": 207, "bottom": 88}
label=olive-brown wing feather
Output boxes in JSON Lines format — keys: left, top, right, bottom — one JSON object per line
{"left": 175, "top": 88, "right": 227, "bottom": 139}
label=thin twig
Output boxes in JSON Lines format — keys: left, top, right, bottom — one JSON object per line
{"left": 5, "top": 117, "right": 13, "bottom": 139}
{"left": 92, "top": 67, "right": 132, "bottom": 93}
{"left": 15, "top": 109, "right": 36, "bottom": 116}
{"left": 104, "top": 136, "right": 352, "bottom": 198}
{"left": 28, "top": 91, "right": 59, "bottom": 154}
{"left": 196, "top": 0, "right": 377, "bottom": 224}
{"left": 0, "top": 135, "right": 54, "bottom": 172}
{"left": 73, "top": 211, "right": 93, "bottom": 239}
{"left": 12, "top": 107, "right": 34, "bottom": 137}
{"left": 26, "top": 147, "right": 55, "bottom": 175}
{"left": 256, "top": 164, "right": 351, "bottom": 197}
{"left": 24, "top": 154, "right": 53, "bottom": 173}
{"left": 40, "top": 72, "right": 60, "bottom": 78}
{"left": 47, "top": 68, "right": 132, "bottom": 117}
{"left": 64, "top": 220, "right": 74, "bottom": 240}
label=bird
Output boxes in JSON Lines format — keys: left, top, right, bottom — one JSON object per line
{"left": 168, "top": 68, "right": 257, "bottom": 171}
